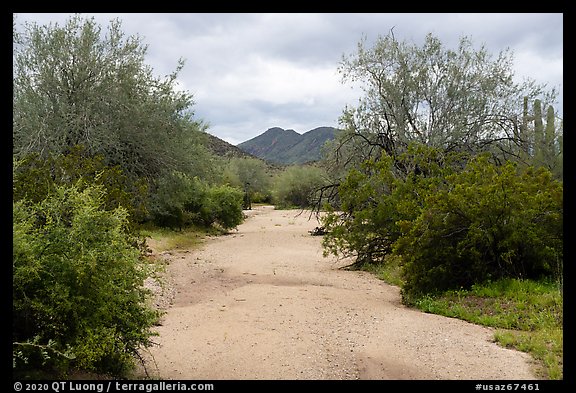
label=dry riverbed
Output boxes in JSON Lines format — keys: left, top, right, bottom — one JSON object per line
{"left": 136, "top": 205, "right": 537, "bottom": 380}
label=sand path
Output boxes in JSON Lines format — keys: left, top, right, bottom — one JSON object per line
{"left": 139, "top": 205, "right": 537, "bottom": 380}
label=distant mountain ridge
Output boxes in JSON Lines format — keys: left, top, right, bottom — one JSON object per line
{"left": 237, "top": 126, "right": 337, "bottom": 164}
{"left": 203, "top": 131, "right": 257, "bottom": 159}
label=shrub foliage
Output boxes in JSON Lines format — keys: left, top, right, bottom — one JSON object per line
{"left": 273, "top": 165, "right": 329, "bottom": 208}
{"left": 396, "top": 155, "right": 562, "bottom": 299}
{"left": 13, "top": 184, "right": 160, "bottom": 377}
{"left": 322, "top": 145, "right": 563, "bottom": 300}
{"left": 13, "top": 145, "right": 149, "bottom": 226}
{"left": 148, "top": 171, "right": 244, "bottom": 230}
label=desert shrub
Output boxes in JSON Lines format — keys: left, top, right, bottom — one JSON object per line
{"left": 148, "top": 172, "right": 244, "bottom": 230}
{"left": 250, "top": 191, "right": 272, "bottom": 204}
{"left": 200, "top": 185, "right": 245, "bottom": 229}
{"left": 273, "top": 165, "right": 329, "bottom": 208}
{"left": 321, "top": 157, "right": 401, "bottom": 266}
{"left": 321, "top": 144, "right": 562, "bottom": 300}
{"left": 13, "top": 145, "right": 149, "bottom": 225}
{"left": 225, "top": 157, "right": 271, "bottom": 191}
{"left": 321, "top": 145, "right": 461, "bottom": 268}
{"left": 395, "top": 155, "right": 563, "bottom": 300}
{"left": 13, "top": 184, "right": 159, "bottom": 377}
{"left": 147, "top": 171, "right": 207, "bottom": 229}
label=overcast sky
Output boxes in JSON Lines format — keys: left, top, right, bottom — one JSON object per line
{"left": 14, "top": 13, "right": 563, "bottom": 145}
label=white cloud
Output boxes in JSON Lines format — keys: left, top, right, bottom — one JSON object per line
{"left": 514, "top": 49, "right": 563, "bottom": 88}
{"left": 215, "top": 56, "right": 338, "bottom": 104}
{"left": 14, "top": 12, "right": 563, "bottom": 142}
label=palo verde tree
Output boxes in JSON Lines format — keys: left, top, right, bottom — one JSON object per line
{"left": 222, "top": 157, "right": 273, "bottom": 203}
{"left": 319, "top": 31, "right": 562, "bottom": 295}
{"left": 327, "top": 31, "right": 557, "bottom": 175}
{"left": 13, "top": 14, "right": 209, "bottom": 182}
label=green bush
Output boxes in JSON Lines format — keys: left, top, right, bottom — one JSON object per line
{"left": 250, "top": 191, "right": 272, "bottom": 204}
{"left": 201, "top": 185, "right": 244, "bottom": 230}
{"left": 273, "top": 165, "right": 329, "bottom": 208}
{"left": 13, "top": 145, "right": 149, "bottom": 225}
{"left": 147, "top": 172, "right": 244, "bottom": 230}
{"left": 395, "top": 155, "right": 563, "bottom": 300}
{"left": 321, "top": 145, "right": 459, "bottom": 268}
{"left": 321, "top": 158, "right": 400, "bottom": 266}
{"left": 321, "top": 144, "right": 562, "bottom": 300}
{"left": 147, "top": 171, "right": 207, "bottom": 229}
{"left": 223, "top": 157, "right": 272, "bottom": 197}
{"left": 13, "top": 184, "right": 159, "bottom": 377}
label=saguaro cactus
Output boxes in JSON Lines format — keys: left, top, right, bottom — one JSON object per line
{"left": 533, "top": 99, "right": 544, "bottom": 164}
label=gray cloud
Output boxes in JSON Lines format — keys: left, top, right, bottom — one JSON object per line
{"left": 14, "top": 13, "right": 563, "bottom": 144}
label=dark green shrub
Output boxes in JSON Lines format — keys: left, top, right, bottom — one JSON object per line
{"left": 321, "top": 145, "right": 461, "bottom": 268}
{"left": 148, "top": 172, "right": 244, "bottom": 230}
{"left": 201, "top": 185, "right": 244, "bottom": 230}
{"left": 13, "top": 184, "right": 159, "bottom": 377}
{"left": 321, "top": 144, "right": 562, "bottom": 300}
{"left": 13, "top": 145, "right": 149, "bottom": 225}
{"left": 321, "top": 157, "right": 400, "bottom": 266}
{"left": 147, "top": 171, "right": 207, "bottom": 229}
{"left": 395, "top": 155, "right": 563, "bottom": 300}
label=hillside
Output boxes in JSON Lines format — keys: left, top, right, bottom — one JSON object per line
{"left": 203, "top": 132, "right": 257, "bottom": 159}
{"left": 237, "top": 126, "right": 337, "bottom": 164}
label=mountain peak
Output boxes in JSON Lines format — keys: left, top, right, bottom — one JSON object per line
{"left": 264, "top": 127, "right": 285, "bottom": 133}
{"left": 262, "top": 127, "right": 300, "bottom": 136}
{"left": 237, "top": 126, "right": 337, "bottom": 164}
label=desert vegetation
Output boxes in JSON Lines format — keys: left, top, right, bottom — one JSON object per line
{"left": 316, "top": 31, "right": 563, "bottom": 379}
{"left": 12, "top": 15, "right": 245, "bottom": 378}
{"left": 13, "top": 15, "right": 562, "bottom": 379}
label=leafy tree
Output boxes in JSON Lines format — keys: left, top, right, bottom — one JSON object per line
{"left": 273, "top": 165, "right": 329, "bottom": 208}
{"left": 13, "top": 184, "right": 159, "bottom": 377}
{"left": 333, "top": 31, "right": 556, "bottom": 172}
{"left": 321, "top": 144, "right": 465, "bottom": 268}
{"left": 13, "top": 14, "right": 208, "bottom": 181}
{"left": 13, "top": 145, "right": 149, "bottom": 226}
{"left": 322, "top": 142, "right": 562, "bottom": 299}
{"left": 222, "top": 157, "right": 272, "bottom": 203}
{"left": 319, "top": 32, "right": 562, "bottom": 299}
{"left": 321, "top": 155, "right": 401, "bottom": 266}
